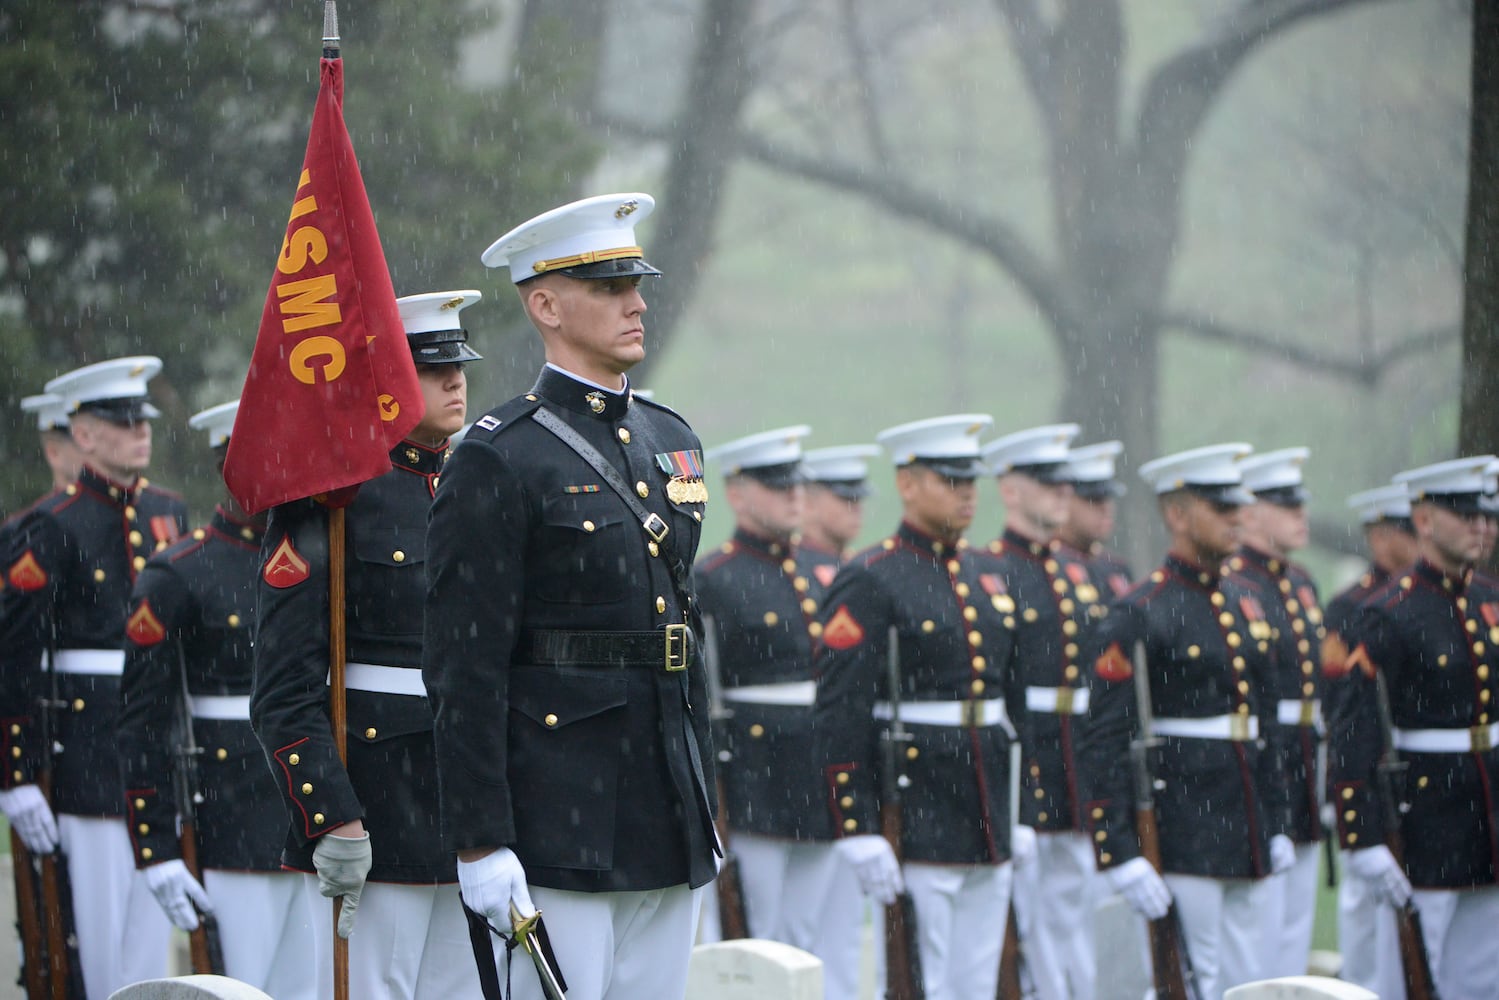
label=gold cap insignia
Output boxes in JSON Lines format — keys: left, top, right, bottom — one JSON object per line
{"left": 441, "top": 296, "right": 465, "bottom": 310}
{"left": 405, "top": 447, "right": 420, "bottom": 464}
{"left": 615, "top": 200, "right": 639, "bottom": 219}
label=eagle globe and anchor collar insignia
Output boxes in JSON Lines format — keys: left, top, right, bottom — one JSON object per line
{"left": 656, "top": 449, "right": 708, "bottom": 505}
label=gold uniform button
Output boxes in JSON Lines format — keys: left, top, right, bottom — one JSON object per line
{"left": 314, "top": 813, "right": 326, "bottom": 825}
{"left": 1023, "top": 608, "right": 1039, "bottom": 623}
{"left": 9, "top": 724, "right": 18, "bottom": 736}
{"left": 1219, "top": 612, "right": 1234, "bottom": 627}
{"left": 648, "top": 541, "right": 659, "bottom": 557}
{"left": 964, "top": 607, "right": 978, "bottom": 622}
{"left": 802, "top": 598, "right": 817, "bottom": 614}
{"left": 993, "top": 595, "right": 1015, "bottom": 613}
{"left": 1034, "top": 788, "right": 1045, "bottom": 800}
{"left": 228, "top": 614, "right": 241, "bottom": 627}
{"left": 242, "top": 527, "right": 255, "bottom": 541}
{"left": 1091, "top": 807, "right": 1104, "bottom": 820}
{"left": 1100, "top": 852, "right": 1113, "bottom": 864}
{"left": 783, "top": 559, "right": 798, "bottom": 575}
{"left": 1344, "top": 809, "right": 1357, "bottom": 822}
{"left": 749, "top": 724, "right": 765, "bottom": 738}
{"left": 1298, "top": 639, "right": 1311, "bottom": 653}
{"left": 906, "top": 746, "right": 919, "bottom": 760}
{"left": 836, "top": 772, "right": 850, "bottom": 785}
{"left": 392, "top": 550, "right": 406, "bottom": 563}
{"left": 1477, "top": 642, "right": 1488, "bottom": 655}
{"left": 142, "top": 848, "right": 153, "bottom": 861}
{"left": 1044, "top": 559, "right": 1060, "bottom": 574}
{"left": 794, "top": 578, "right": 809, "bottom": 594}
{"left": 1341, "top": 787, "right": 1354, "bottom": 800}
{"left": 971, "top": 656, "right": 986, "bottom": 670}
{"left": 617, "top": 428, "right": 631, "bottom": 444}
{"left": 1303, "top": 682, "right": 1315, "bottom": 696}
{"left": 545, "top": 714, "right": 559, "bottom": 728}
{"left": 1302, "top": 661, "right": 1315, "bottom": 675}
{"left": 133, "top": 556, "right": 146, "bottom": 571}
{"left": 1052, "top": 579, "right": 1068, "bottom": 595}
{"left": 843, "top": 819, "right": 858, "bottom": 833}
{"left": 94, "top": 569, "right": 107, "bottom": 582}
{"left": 1094, "top": 830, "right": 1107, "bottom": 843}
{"left": 947, "top": 560, "right": 961, "bottom": 575}
{"left": 125, "top": 506, "right": 137, "bottom": 521}
{"left": 9, "top": 747, "right": 18, "bottom": 759}
{"left": 72, "top": 699, "right": 85, "bottom": 712}
{"left": 135, "top": 798, "right": 147, "bottom": 810}
{"left": 841, "top": 796, "right": 854, "bottom": 809}
{"left": 1064, "top": 643, "right": 1078, "bottom": 658}
{"left": 583, "top": 520, "right": 596, "bottom": 532}
{"left": 1438, "top": 654, "right": 1449, "bottom": 667}
{"left": 1483, "top": 690, "right": 1493, "bottom": 704}
{"left": 301, "top": 783, "right": 313, "bottom": 795}
{"left": 656, "top": 597, "right": 667, "bottom": 614}
{"left": 1210, "top": 592, "right": 1226, "bottom": 607}
{"left": 1291, "top": 619, "right": 1306, "bottom": 635}
{"left": 694, "top": 511, "right": 703, "bottom": 522}
{"left": 922, "top": 619, "right": 936, "bottom": 633}
{"left": 1286, "top": 599, "right": 1300, "bottom": 613}
{"left": 129, "top": 530, "right": 143, "bottom": 546}
{"left": 365, "top": 728, "right": 377, "bottom": 739}
{"left": 1480, "top": 665, "right": 1491, "bottom": 681}
{"left": 763, "top": 611, "right": 778, "bottom": 626}
{"left": 1347, "top": 833, "right": 1358, "bottom": 845}
{"left": 1059, "top": 598, "right": 1075, "bottom": 614}
{"left": 971, "top": 679, "right": 985, "bottom": 695}
{"left": 956, "top": 583, "right": 971, "bottom": 598}
{"left": 1064, "top": 665, "right": 1079, "bottom": 681}
{"left": 1467, "top": 620, "right": 1479, "bottom": 634}
{"left": 1187, "top": 645, "right": 1201, "bottom": 659}
{"left": 808, "top": 622, "right": 824, "bottom": 639}
{"left": 1238, "top": 681, "right": 1250, "bottom": 694}
{"left": 216, "top": 748, "right": 228, "bottom": 761}
{"left": 289, "top": 753, "right": 300, "bottom": 765}
{"left": 1226, "top": 633, "right": 1242, "bottom": 648}
{"left": 636, "top": 481, "right": 649, "bottom": 498}
{"left": 1237, "top": 703, "right": 1251, "bottom": 716}
{"left": 968, "top": 630, "right": 983, "bottom": 647}
{"left": 138, "top": 823, "right": 149, "bottom": 835}
{"left": 1417, "top": 776, "right": 1429, "bottom": 789}
{"left": 1062, "top": 620, "right": 1078, "bottom": 636}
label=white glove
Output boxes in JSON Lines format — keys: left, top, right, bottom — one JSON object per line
{"left": 457, "top": 848, "right": 536, "bottom": 933}
{"left": 0, "top": 785, "right": 58, "bottom": 854}
{"left": 1269, "top": 834, "right": 1296, "bottom": 875}
{"left": 834, "top": 834, "right": 903, "bottom": 906}
{"left": 1106, "top": 856, "right": 1171, "bottom": 920}
{"left": 143, "top": 859, "right": 213, "bottom": 931}
{"left": 1011, "top": 825, "right": 1038, "bottom": 871}
{"left": 313, "top": 832, "right": 373, "bottom": 938}
{"left": 1347, "top": 845, "right": 1412, "bottom": 906}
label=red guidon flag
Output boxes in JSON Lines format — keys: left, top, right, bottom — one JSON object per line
{"left": 223, "top": 56, "right": 422, "bottom": 515}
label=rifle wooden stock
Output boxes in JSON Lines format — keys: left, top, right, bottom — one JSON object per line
{"left": 178, "top": 820, "right": 225, "bottom": 975}
{"left": 880, "top": 800, "right": 923, "bottom": 1000}
{"left": 1385, "top": 832, "right": 1438, "bottom": 999}
{"left": 11, "top": 832, "right": 46, "bottom": 1000}
{"left": 1136, "top": 782, "right": 1198, "bottom": 1000}
{"left": 995, "top": 899, "right": 1022, "bottom": 1000}
{"left": 712, "top": 772, "right": 750, "bottom": 940}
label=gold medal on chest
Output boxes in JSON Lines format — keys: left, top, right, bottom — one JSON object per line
{"left": 666, "top": 476, "right": 708, "bottom": 505}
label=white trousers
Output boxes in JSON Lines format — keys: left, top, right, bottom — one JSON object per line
{"left": 1012, "top": 831, "right": 1097, "bottom": 1000}
{"left": 1337, "top": 851, "right": 1395, "bottom": 995}
{"left": 303, "top": 876, "right": 482, "bottom": 1000}
{"left": 1370, "top": 884, "right": 1499, "bottom": 1000}
{"left": 734, "top": 833, "right": 867, "bottom": 1000}
{"left": 204, "top": 869, "right": 316, "bottom": 1000}
{"left": 58, "top": 814, "right": 172, "bottom": 998}
{"left": 1257, "top": 841, "right": 1320, "bottom": 979}
{"left": 904, "top": 861, "right": 1012, "bottom": 1000}
{"left": 1163, "top": 873, "right": 1272, "bottom": 1000}
{"left": 494, "top": 883, "right": 703, "bottom": 1000}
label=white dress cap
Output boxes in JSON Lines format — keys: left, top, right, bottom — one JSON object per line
{"left": 20, "top": 393, "right": 70, "bottom": 432}
{"left": 481, "top": 193, "right": 661, "bottom": 284}
{"left": 1137, "top": 442, "right": 1255, "bottom": 504}
{"left": 1394, "top": 456, "right": 1498, "bottom": 513}
{"left": 1239, "top": 446, "right": 1310, "bottom": 504}
{"left": 1060, "top": 440, "right": 1124, "bottom": 497}
{"left": 396, "top": 289, "right": 484, "bottom": 363}
{"left": 801, "top": 444, "right": 882, "bottom": 499}
{"left": 876, "top": 414, "right": 994, "bottom": 478}
{"left": 45, "top": 356, "right": 163, "bottom": 421}
{"left": 1346, "top": 483, "right": 1412, "bottom": 524}
{"left": 707, "top": 426, "right": 812, "bottom": 487}
{"left": 188, "top": 400, "right": 240, "bottom": 449}
{"left": 981, "top": 423, "right": 1080, "bottom": 479}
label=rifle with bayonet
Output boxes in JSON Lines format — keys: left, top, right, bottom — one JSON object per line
{"left": 1129, "top": 641, "right": 1201, "bottom": 1000}
{"left": 173, "top": 647, "right": 225, "bottom": 975}
{"left": 1372, "top": 669, "right": 1439, "bottom": 1000}
{"left": 700, "top": 615, "right": 750, "bottom": 940}
{"left": 881, "top": 625, "right": 924, "bottom": 1000}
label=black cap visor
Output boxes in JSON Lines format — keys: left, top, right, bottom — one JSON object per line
{"left": 409, "top": 329, "right": 483, "bottom": 364}
{"left": 1253, "top": 484, "right": 1309, "bottom": 508}
{"left": 556, "top": 257, "right": 661, "bottom": 281}
{"left": 1183, "top": 481, "right": 1256, "bottom": 507}
{"left": 1418, "top": 491, "right": 1490, "bottom": 516}
{"left": 908, "top": 456, "right": 983, "bottom": 481}
{"left": 75, "top": 397, "right": 160, "bottom": 426}
{"left": 812, "top": 478, "right": 873, "bottom": 501}
{"left": 1072, "top": 478, "right": 1125, "bottom": 501}
{"left": 1008, "top": 462, "right": 1070, "bottom": 485}
{"left": 740, "top": 462, "right": 807, "bottom": 491}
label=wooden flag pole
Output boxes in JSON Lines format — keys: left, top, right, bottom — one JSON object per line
{"left": 328, "top": 504, "right": 350, "bottom": 1000}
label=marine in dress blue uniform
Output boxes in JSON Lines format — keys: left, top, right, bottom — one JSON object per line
{"left": 1228, "top": 447, "right": 1324, "bottom": 980}
{"left": 425, "top": 194, "right": 717, "bottom": 1000}
{"left": 981, "top": 423, "right": 1110, "bottom": 1000}
{"left": 1055, "top": 440, "right": 1133, "bottom": 599}
{"left": 250, "top": 291, "right": 485, "bottom": 1000}
{"left": 1327, "top": 457, "right": 1499, "bottom": 1000}
{"left": 1078, "top": 444, "right": 1293, "bottom": 1000}
{"left": 117, "top": 400, "right": 315, "bottom": 997}
{"left": 1322, "top": 481, "right": 1417, "bottom": 996}
{"left": 0, "top": 357, "right": 185, "bottom": 997}
{"left": 814, "top": 414, "right": 1027, "bottom": 1000}
{"left": 800, "top": 444, "right": 881, "bottom": 566}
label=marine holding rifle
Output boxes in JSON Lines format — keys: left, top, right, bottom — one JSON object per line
{"left": 1077, "top": 444, "right": 1294, "bottom": 1000}
{"left": 118, "top": 400, "right": 315, "bottom": 997}
{"left": 1326, "top": 456, "right": 1499, "bottom": 1000}
{"left": 813, "top": 413, "right": 1028, "bottom": 1000}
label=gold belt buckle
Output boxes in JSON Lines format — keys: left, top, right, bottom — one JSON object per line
{"left": 1229, "top": 714, "right": 1251, "bottom": 742}
{"left": 962, "top": 700, "right": 981, "bottom": 728}
{"left": 664, "top": 623, "right": 689, "bottom": 672}
{"left": 1472, "top": 724, "right": 1493, "bottom": 753}
{"left": 1300, "top": 701, "right": 1316, "bottom": 727}
{"left": 1055, "top": 687, "right": 1075, "bottom": 715}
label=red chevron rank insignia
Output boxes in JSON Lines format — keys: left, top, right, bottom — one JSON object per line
{"left": 126, "top": 601, "right": 167, "bottom": 647}
{"left": 1094, "top": 641, "right": 1133, "bottom": 683}
{"left": 822, "top": 605, "right": 866, "bottom": 650}
{"left": 7, "top": 551, "right": 47, "bottom": 592}
{"left": 262, "top": 536, "right": 310, "bottom": 589}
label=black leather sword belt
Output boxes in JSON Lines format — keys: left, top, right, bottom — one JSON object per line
{"left": 519, "top": 624, "right": 697, "bottom": 672}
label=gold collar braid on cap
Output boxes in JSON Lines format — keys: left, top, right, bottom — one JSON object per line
{"left": 532, "top": 246, "right": 643, "bottom": 274}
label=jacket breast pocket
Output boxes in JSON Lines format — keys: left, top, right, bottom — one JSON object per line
{"left": 508, "top": 666, "right": 629, "bottom": 870}
{"left": 534, "top": 492, "right": 630, "bottom": 606}
{"left": 348, "top": 530, "right": 427, "bottom": 638}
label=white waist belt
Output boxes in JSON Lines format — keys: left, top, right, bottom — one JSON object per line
{"left": 189, "top": 695, "right": 251, "bottom": 721}
{"left": 1026, "top": 685, "right": 1090, "bottom": 715}
{"left": 52, "top": 649, "right": 125, "bottom": 676}
{"left": 1153, "top": 714, "right": 1260, "bottom": 742}
{"left": 724, "top": 681, "right": 816, "bottom": 707}
{"left": 335, "top": 663, "right": 427, "bottom": 698}
{"left": 1394, "top": 722, "right": 1499, "bottom": 754}
{"left": 874, "top": 698, "right": 1014, "bottom": 734}
{"left": 1276, "top": 698, "right": 1323, "bottom": 729}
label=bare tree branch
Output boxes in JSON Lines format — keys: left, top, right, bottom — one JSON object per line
{"left": 839, "top": 0, "right": 892, "bottom": 162}
{"left": 1161, "top": 308, "right": 1458, "bottom": 384}
{"left": 992, "top": 0, "right": 1058, "bottom": 125}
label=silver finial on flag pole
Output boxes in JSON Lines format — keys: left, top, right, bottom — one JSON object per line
{"left": 322, "top": 1, "right": 340, "bottom": 58}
